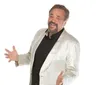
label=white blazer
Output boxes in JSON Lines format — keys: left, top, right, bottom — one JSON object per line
{"left": 17, "top": 28, "right": 80, "bottom": 85}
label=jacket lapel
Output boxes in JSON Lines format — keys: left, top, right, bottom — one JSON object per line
{"left": 40, "top": 30, "right": 67, "bottom": 73}
{"left": 30, "top": 29, "right": 46, "bottom": 70}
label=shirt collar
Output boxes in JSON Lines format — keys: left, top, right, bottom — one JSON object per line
{"left": 45, "top": 28, "right": 64, "bottom": 39}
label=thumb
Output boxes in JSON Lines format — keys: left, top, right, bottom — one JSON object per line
{"left": 59, "top": 71, "right": 64, "bottom": 77}
{"left": 13, "top": 45, "right": 16, "bottom": 51}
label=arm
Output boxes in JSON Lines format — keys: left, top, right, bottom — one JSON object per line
{"left": 5, "top": 29, "right": 46, "bottom": 66}
{"left": 5, "top": 41, "right": 33, "bottom": 67}
{"left": 15, "top": 49, "right": 31, "bottom": 66}
{"left": 63, "top": 42, "right": 80, "bottom": 85}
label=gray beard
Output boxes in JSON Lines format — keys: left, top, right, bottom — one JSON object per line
{"left": 48, "top": 28, "right": 58, "bottom": 38}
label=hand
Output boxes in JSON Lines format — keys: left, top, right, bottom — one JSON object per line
{"left": 56, "top": 71, "right": 64, "bottom": 85}
{"left": 5, "top": 46, "right": 18, "bottom": 62}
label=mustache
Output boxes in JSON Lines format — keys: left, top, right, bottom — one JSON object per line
{"left": 48, "top": 21, "right": 58, "bottom": 27}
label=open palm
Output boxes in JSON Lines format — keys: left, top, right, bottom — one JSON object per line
{"left": 5, "top": 46, "right": 18, "bottom": 62}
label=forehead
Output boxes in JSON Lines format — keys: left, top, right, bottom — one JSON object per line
{"left": 49, "top": 8, "right": 65, "bottom": 17}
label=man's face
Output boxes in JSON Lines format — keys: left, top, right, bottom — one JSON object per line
{"left": 48, "top": 8, "right": 66, "bottom": 33}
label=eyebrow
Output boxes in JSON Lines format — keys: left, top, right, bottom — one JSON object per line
{"left": 49, "top": 13, "right": 61, "bottom": 18}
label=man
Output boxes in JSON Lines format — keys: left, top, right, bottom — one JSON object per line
{"left": 5, "top": 4, "right": 80, "bottom": 85}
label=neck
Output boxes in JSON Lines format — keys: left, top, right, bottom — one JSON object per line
{"left": 48, "top": 29, "right": 58, "bottom": 38}
{"left": 48, "top": 28, "right": 64, "bottom": 38}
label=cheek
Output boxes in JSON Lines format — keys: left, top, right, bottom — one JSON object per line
{"left": 58, "top": 22, "right": 63, "bottom": 27}
{"left": 58, "top": 23, "right": 65, "bottom": 29}
{"left": 48, "top": 17, "right": 52, "bottom": 22}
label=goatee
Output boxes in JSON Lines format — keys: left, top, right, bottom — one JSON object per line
{"left": 48, "top": 21, "right": 58, "bottom": 36}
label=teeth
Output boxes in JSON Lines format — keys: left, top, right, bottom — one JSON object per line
{"left": 50, "top": 23, "right": 55, "bottom": 26}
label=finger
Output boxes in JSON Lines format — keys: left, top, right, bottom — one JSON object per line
{"left": 8, "top": 59, "right": 11, "bottom": 62}
{"left": 4, "top": 54, "right": 9, "bottom": 57}
{"left": 59, "top": 76, "right": 63, "bottom": 81}
{"left": 58, "top": 71, "right": 64, "bottom": 79}
{"left": 4, "top": 53, "right": 9, "bottom": 56}
{"left": 59, "top": 82, "right": 63, "bottom": 85}
{"left": 13, "top": 46, "right": 16, "bottom": 51}
{"left": 5, "top": 56, "right": 9, "bottom": 58}
{"left": 60, "top": 71, "right": 64, "bottom": 76}
{"left": 5, "top": 49, "right": 11, "bottom": 53}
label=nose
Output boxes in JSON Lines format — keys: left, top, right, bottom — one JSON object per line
{"left": 50, "top": 17, "right": 57, "bottom": 23}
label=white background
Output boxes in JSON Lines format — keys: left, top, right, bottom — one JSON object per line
{"left": 0, "top": 0, "right": 100, "bottom": 85}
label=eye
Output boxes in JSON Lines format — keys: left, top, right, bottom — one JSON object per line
{"left": 49, "top": 14, "right": 54, "bottom": 18}
{"left": 56, "top": 17, "right": 63, "bottom": 21}
{"left": 56, "top": 16, "right": 64, "bottom": 21}
{"left": 57, "top": 17, "right": 61, "bottom": 20}
{"left": 50, "top": 16, "right": 53, "bottom": 18}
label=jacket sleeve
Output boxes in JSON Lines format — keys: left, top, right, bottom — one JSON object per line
{"left": 15, "top": 48, "right": 31, "bottom": 66}
{"left": 63, "top": 42, "right": 80, "bottom": 85}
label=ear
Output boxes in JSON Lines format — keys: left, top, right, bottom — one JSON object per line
{"left": 63, "top": 20, "right": 67, "bottom": 26}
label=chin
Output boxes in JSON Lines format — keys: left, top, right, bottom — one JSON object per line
{"left": 49, "top": 27, "right": 56, "bottom": 31}
{"left": 49, "top": 28, "right": 58, "bottom": 34}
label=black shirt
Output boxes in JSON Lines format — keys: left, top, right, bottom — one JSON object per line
{"left": 31, "top": 28, "right": 64, "bottom": 85}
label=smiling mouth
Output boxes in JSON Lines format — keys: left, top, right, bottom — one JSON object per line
{"left": 48, "top": 21, "right": 58, "bottom": 30}
{"left": 49, "top": 22, "right": 57, "bottom": 28}
{"left": 49, "top": 23, "right": 56, "bottom": 27}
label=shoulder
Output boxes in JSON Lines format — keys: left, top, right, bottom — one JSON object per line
{"left": 63, "top": 30, "right": 80, "bottom": 53}
{"left": 31, "top": 28, "right": 47, "bottom": 45}
{"left": 63, "top": 30, "right": 80, "bottom": 45}
{"left": 36, "top": 28, "right": 47, "bottom": 34}
{"left": 34, "top": 28, "right": 47, "bottom": 37}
